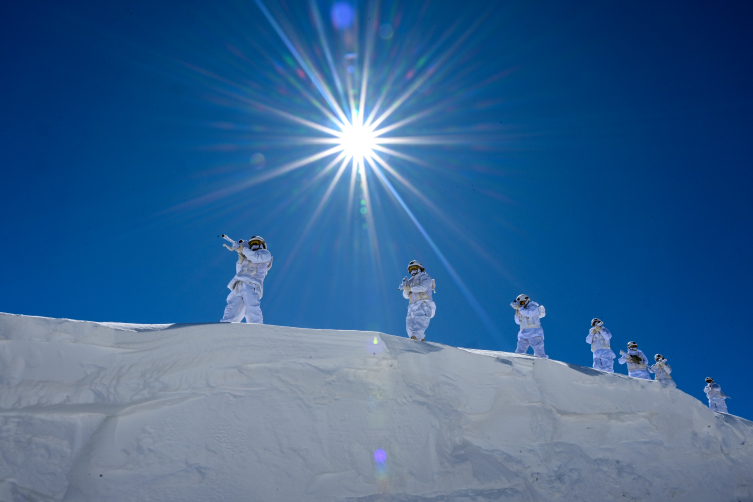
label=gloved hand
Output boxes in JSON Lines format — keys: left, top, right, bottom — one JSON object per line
{"left": 404, "top": 285, "right": 412, "bottom": 294}
{"left": 510, "top": 302, "right": 519, "bottom": 309}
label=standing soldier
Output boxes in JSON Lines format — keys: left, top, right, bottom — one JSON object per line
{"left": 649, "top": 354, "right": 676, "bottom": 388}
{"left": 510, "top": 294, "right": 547, "bottom": 358}
{"left": 586, "top": 318, "right": 615, "bottom": 372}
{"left": 618, "top": 341, "right": 651, "bottom": 380}
{"left": 704, "top": 377, "right": 730, "bottom": 413}
{"left": 399, "top": 260, "right": 436, "bottom": 341}
{"left": 220, "top": 235, "right": 273, "bottom": 324}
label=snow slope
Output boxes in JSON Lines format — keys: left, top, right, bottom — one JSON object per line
{"left": 0, "top": 313, "right": 751, "bottom": 502}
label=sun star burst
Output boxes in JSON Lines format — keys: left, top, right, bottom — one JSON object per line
{"left": 337, "top": 122, "right": 377, "bottom": 162}
{"left": 183, "top": 0, "right": 506, "bottom": 342}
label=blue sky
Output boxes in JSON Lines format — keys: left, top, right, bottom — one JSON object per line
{"left": 1, "top": 0, "right": 752, "bottom": 419}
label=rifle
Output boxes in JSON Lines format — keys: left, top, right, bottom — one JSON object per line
{"left": 221, "top": 234, "right": 246, "bottom": 262}
{"left": 619, "top": 350, "right": 643, "bottom": 365}
{"left": 398, "top": 276, "right": 409, "bottom": 291}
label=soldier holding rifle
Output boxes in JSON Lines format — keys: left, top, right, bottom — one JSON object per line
{"left": 220, "top": 234, "right": 273, "bottom": 324}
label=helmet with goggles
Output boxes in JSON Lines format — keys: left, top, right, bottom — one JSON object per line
{"left": 515, "top": 294, "right": 530, "bottom": 307}
{"left": 248, "top": 236, "right": 267, "bottom": 250}
{"left": 591, "top": 318, "right": 603, "bottom": 327}
{"left": 407, "top": 260, "right": 425, "bottom": 274}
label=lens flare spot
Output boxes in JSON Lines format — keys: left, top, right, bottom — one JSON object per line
{"left": 330, "top": 2, "right": 355, "bottom": 30}
{"left": 250, "top": 153, "right": 266, "bottom": 169}
{"left": 379, "top": 23, "right": 394, "bottom": 40}
{"left": 360, "top": 207, "right": 367, "bottom": 214}
{"left": 374, "top": 449, "right": 387, "bottom": 463}
{"left": 366, "top": 335, "right": 384, "bottom": 355}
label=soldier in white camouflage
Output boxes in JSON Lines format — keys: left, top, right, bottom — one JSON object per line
{"left": 618, "top": 341, "right": 651, "bottom": 380}
{"left": 220, "top": 235, "right": 273, "bottom": 324}
{"left": 704, "top": 377, "right": 729, "bottom": 413}
{"left": 511, "top": 294, "right": 547, "bottom": 358}
{"left": 399, "top": 260, "right": 436, "bottom": 341}
{"left": 648, "top": 354, "right": 676, "bottom": 388}
{"left": 586, "top": 318, "right": 615, "bottom": 372}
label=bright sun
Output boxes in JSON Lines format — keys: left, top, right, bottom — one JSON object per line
{"left": 338, "top": 122, "right": 377, "bottom": 161}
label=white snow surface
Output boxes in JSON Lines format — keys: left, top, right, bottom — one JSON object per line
{"left": 0, "top": 313, "right": 751, "bottom": 502}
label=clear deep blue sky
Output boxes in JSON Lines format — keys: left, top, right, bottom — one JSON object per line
{"left": 2, "top": 0, "right": 752, "bottom": 418}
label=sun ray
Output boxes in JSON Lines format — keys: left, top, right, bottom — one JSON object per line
{"left": 163, "top": 146, "right": 344, "bottom": 215}
{"left": 249, "top": 137, "right": 341, "bottom": 145}
{"left": 253, "top": 0, "right": 350, "bottom": 126}
{"left": 358, "top": 0, "right": 379, "bottom": 127}
{"left": 344, "top": 53, "right": 359, "bottom": 124}
{"left": 362, "top": 65, "right": 400, "bottom": 127}
{"left": 368, "top": 16, "right": 486, "bottom": 131}
{"left": 308, "top": 0, "right": 348, "bottom": 113}
{"left": 281, "top": 155, "right": 352, "bottom": 270}
{"left": 362, "top": 11, "right": 462, "bottom": 127}
{"left": 306, "top": 151, "right": 350, "bottom": 186}
{"left": 371, "top": 106, "right": 441, "bottom": 138}
{"left": 177, "top": 56, "right": 343, "bottom": 131}
{"left": 346, "top": 158, "right": 359, "bottom": 228}
{"left": 233, "top": 95, "right": 343, "bottom": 136}
{"left": 374, "top": 135, "right": 476, "bottom": 145}
{"left": 370, "top": 144, "right": 431, "bottom": 167}
{"left": 247, "top": 145, "right": 344, "bottom": 185}
{"left": 370, "top": 152, "right": 511, "bottom": 278}
{"left": 366, "top": 155, "right": 503, "bottom": 343}
{"left": 221, "top": 151, "right": 350, "bottom": 235}
{"left": 358, "top": 157, "right": 380, "bottom": 263}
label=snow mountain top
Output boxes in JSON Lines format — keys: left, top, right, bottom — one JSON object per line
{"left": 0, "top": 312, "right": 751, "bottom": 501}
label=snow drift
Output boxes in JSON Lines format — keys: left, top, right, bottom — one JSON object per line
{"left": 0, "top": 313, "right": 751, "bottom": 502}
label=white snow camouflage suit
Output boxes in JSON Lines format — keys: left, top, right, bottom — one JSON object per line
{"left": 649, "top": 360, "right": 676, "bottom": 388}
{"left": 514, "top": 301, "right": 547, "bottom": 358}
{"left": 402, "top": 271, "right": 435, "bottom": 341}
{"left": 704, "top": 383, "right": 729, "bottom": 413}
{"left": 221, "top": 242, "right": 273, "bottom": 324}
{"left": 618, "top": 348, "right": 651, "bottom": 380}
{"left": 586, "top": 326, "right": 615, "bottom": 372}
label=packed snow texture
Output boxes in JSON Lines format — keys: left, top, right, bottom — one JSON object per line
{"left": 0, "top": 313, "right": 751, "bottom": 502}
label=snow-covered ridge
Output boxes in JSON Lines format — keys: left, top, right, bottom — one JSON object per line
{"left": 0, "top": 312, "right": 751, "bottom": 502}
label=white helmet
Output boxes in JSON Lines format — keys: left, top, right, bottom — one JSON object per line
{"left": 591, "top": 318, "right": 603, "bottom": 327}
{"left": 515, "top": 294, "right": 530, "bottom": 307}
{"left": 627, "top": 341, "right": 638, "bottom": 349}
{"left": 407, "top": 260, "right": 425, "bottom": 274}
{"left": 705, "top": 377, "right": 714, "bottom": 383}
{"left": 248, "top": 236, "right": 267, "bottom": 249}
{"left": 654, "top": 354, "right": 664, "bottom": 361}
